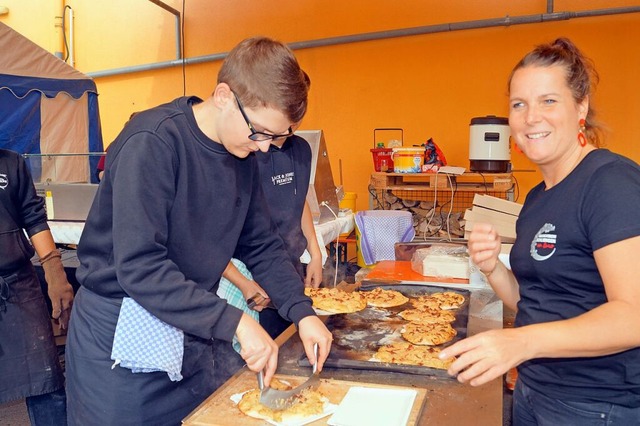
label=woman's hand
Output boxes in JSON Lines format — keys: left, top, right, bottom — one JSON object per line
{"left": 439, "top": 328, "right": 529, "bottom": 386}
{"left": 467, "top": 223, "right": 502, "bottom": 276}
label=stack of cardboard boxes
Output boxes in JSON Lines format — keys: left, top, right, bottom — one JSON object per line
{"left": 464, "top": 194, "right": 522, "bottom": 253}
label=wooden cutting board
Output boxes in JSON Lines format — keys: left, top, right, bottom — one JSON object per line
{"left": 183, "top": 369, "right": 427, "bottom": 425}
{"left": 365, "top": 260, "right": 469, "bottom": 284}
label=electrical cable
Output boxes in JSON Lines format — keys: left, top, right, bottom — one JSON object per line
{"left": 320, "top": 202, "right": 340, "bottom": 288}
{"left": 444, "top": 174, "right": 455, "bottom": 241}
{"left": 368, "top": 185, "right": 384, "bottom": 210}
{"left": 512, "top": 174, "right": 520, "bottom": 202}
{"left": 421, "top": 172, "right": 439, "bottom": 240}
{"left": 478, "top": 172, "right": 489, "bottom": 193}
{"left": 62, "top": 5, "right": 72, "bottom": 62}
{"left": 424, "top": 173, "right": 457, "bottom": 241}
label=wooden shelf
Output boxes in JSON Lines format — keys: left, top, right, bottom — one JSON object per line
{"left": 370, "top": 171, "right": 513, "bottom": 192}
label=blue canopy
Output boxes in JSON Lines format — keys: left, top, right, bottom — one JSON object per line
{"left": 0, "top": 22, "right": 103, "bottom": 183}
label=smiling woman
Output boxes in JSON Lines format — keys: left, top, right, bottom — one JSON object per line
{"left": 441, "top": 38, "right": 640, "bottom": 426}
{"left": 507, "top": 38, "right": 601, "bottom": 188}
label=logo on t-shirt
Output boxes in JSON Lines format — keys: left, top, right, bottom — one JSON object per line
{"left": 0, "top": 173, "right": 7, "bottom": 190}
{"left": 271, "top": 172, "right": 294, "bottom": 186}
{"left": 530, "top": 223, "right": 556, "bottom": 261}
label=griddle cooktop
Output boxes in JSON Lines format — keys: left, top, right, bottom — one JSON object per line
{"left": 299, "top": 283, "right": 470, "bottom": 377}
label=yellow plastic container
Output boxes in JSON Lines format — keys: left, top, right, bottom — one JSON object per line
{"left": 339, "top": 192, "right": 357, "bottom": 213}
{"left": 392, "top": 147, "right": 424, "bottom": 173}
{"left": 339, "top": 192, "right": 357, "bottom": 239}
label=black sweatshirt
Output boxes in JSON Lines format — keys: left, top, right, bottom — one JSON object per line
{"left": 76, "top": 97, "right": 315, "bottom": 343}
{"left": 255, "top": 135, "right": 312, "bottom": 276}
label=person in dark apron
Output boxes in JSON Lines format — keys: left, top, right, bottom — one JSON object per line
{"left": 65, "top": 37, "right": 333, "bottom": 426}
{"left": 0, "top": 149, "right": 75, "bottom": 425}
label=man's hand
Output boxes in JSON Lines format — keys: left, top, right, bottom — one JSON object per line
{"left": 304, "top": 257, "right": 323, "bottom": 289}
{"left": 240, "top": 281, "right": 271, "bottom": 312}
{"left": 40, "top": 249, "right": 74, "bottom": 330}
{"left": 297, "top": 316, "right": 333, "bottom": 372}
{"left": 236, "top": 313, "right": 279, "bottom": 386}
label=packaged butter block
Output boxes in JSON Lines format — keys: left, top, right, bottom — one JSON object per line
{"left": 411, "top": 245, "right": 470, "bottom": 279}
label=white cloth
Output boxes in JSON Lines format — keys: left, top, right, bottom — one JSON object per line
{"left": 355, "top": 210, "right": 415, "bottom": 264}
{"left": 111, "top": 297, "right": 184, "bottom": 382}
{"left": 302, "top": 211, "right": 355, "bottom": 266}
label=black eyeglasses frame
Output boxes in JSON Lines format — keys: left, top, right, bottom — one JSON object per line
{"left": 232, "top": 92, "right": 293, "bottom": 142}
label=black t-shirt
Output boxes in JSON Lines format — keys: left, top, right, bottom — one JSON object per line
{"left": 0, "top": 149, "right": 49, "bottom": 273}
{"left": 511, "top": 149, "right": 640, "bottom": 407}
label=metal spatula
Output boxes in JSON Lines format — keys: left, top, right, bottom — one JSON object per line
{"left": 258, "top": 343, "right": 320, "bottom": 410}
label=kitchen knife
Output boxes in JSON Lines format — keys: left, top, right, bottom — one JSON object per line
{"left": 246, "top": 293, "right": 275, "bottom": 310}
{"left": 258, "top": 343, "right": 320, "bottom": 410}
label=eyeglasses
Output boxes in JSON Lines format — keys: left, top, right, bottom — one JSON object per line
{"left": 232, "top": 91, "right": 293, "bottom": 142}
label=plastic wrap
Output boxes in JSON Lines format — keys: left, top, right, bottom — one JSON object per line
{"left": 411, "top": 245, "right": 470, "bottom": 279}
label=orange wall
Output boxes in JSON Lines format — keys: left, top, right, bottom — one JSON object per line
{"left": 2, "top": 1, "right": 639, "bottom": 209}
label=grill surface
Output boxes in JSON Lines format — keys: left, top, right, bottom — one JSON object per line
{"left": 300, "top": 284, "right": 470, "bottom": 377}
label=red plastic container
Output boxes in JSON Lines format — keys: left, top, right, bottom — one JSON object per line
{"left": 370, "top": 148, "right": 394, "bottom": 172}
{"left": 371, "top": 128, "right": 402, "bottom": 172}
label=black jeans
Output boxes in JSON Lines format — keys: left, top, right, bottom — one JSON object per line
{"left": 514, "top": 378, "right": 640, "bottom": 426}
{"left": 26, "top": 388, "right": 68, "bottom": 426}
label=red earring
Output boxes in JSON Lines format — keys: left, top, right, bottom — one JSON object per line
{"left": 578, "top": 118, "right": 587, "bottom": 147}
{"left": 510, "top": 136, "right": 523, "bottom": 154}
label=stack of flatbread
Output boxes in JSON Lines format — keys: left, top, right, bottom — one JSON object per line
{"left": 374, "top": 291, "right": 466, "bottom": 369}
{"left": 305, "top": 286, "right": 466, "bottom": 370}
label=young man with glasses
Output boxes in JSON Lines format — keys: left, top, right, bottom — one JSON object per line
{"left": 65, "top": 37, "right": 332, "bottom": 425}
{"left": 213, "top": 72, "right": 324, "bottom": 389}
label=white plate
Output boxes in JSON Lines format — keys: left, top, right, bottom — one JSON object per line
{"left": 328, "top": 386, "right": 417, "bottom": 426}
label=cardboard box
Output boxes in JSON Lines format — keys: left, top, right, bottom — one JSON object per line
{"left": 472, "top": 194, "right": 522, "bottom": 216}
{"left": 465, "top": 194, "right": 523, "bottom": 245}
{"left": 464, "top": 209, "right": 517, "bottom": 239}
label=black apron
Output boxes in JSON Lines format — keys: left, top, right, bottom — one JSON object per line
{"left": 66, "top": 287, "right": 216, "bottom": 426}
{"left": 0, "top": 262, "right": 65, "bottom": 404}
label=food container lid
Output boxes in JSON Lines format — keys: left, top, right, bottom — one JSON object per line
{"left": 470, "top": 115, "right": 508, "bottom": 126}
{"left": 392, "top": 147, "right": 425, "bottom": 153}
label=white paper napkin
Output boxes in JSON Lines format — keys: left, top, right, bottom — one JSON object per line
{"left": 328, "top": 386, "right": 417, "bottom": 426}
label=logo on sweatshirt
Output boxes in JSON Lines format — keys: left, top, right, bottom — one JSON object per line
{"left": 530, "top": 223, "right": 556, "bottom": 261}
{"left": 0, "top": 174, "right": 7, "bottom": 190}
{"left": 271, "top": 172, "right": 294, "bottom": 186}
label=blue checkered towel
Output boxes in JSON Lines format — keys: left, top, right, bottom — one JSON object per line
{"left": 355, "top": 210, "right": 415, "bottom": 265}
{"left": 217, "top": 258, "right": 259, "bottom": 353}
{"left": 111, "top": 297, "right": 184, "bottom": 382}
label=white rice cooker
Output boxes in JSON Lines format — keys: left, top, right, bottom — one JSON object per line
{"left": 469, "top": 115, "right": 510, "bottom": 173}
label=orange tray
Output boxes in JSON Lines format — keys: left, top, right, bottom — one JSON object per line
{"left": 363, "top": 260, "right": 469, "bottom": 285}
